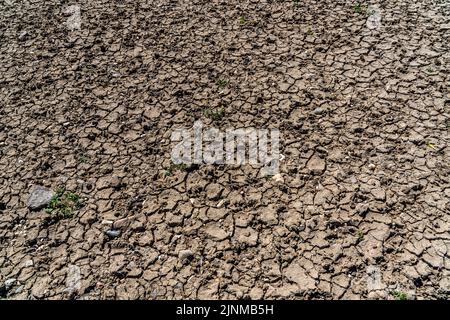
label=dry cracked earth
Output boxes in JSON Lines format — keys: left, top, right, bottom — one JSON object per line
{"left": 1, "top": 0, "right": 449, "bottom": 300}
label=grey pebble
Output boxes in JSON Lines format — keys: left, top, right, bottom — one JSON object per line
{"left": 178, "top": 249, "right": 194, "bottom": 261}
{"left": 105, "top": 230, "right": 121, "bottom": 238}
{"left": 313, "top": 107, "right": 325, "bottom": 115}
{"left": 4, "top": 278, "right": 17, "bottom": 289}
{"left": 27, "top": 186, "right": 55, "bottom": 210}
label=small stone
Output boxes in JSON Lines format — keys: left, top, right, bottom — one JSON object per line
{"left": 15, "top": 285, "right": 24, "bottom": 294}
{"left": 368, "top": 163, "right": 376, "bottom": 170}
{"left": 27, "top": 186, "right": 55, "bottom": 210}
{"left": 105, "top": 229, "right": 121, "bottom": 238}
{"left": 205, "top": 183, "right": 223, "bottom": 200}
{"left": 101, "top": 219, "right": 114, "bottom": 225}
{"left": 356, "top": 203, "right": 369, "bottom": 217}
{"left": 18, "top": 31, "right": 28, "bottom": 41}
{"left": 313, "top": 107, "right": 325, "bottom": 115}
{"left": 4, "top": 278, "right": 16, "bottom": 289}
{"left": 113, "top": 217, "right": 131, "bottom": 229}
{"left": 216, "top": 199, "right": 225, "bottom": 208}
{"left": 178, "top": 249, "right": 194, "bottom": 262}
{"left": 166, "top": 212, "right": 183, "bottom": 227}
{"left": 272, "top": 173, "right": 284, "bottom": 183}
{"left": 24, "top": 259, "right": 33, "bottom": 267}
{"left": 306, "top": 155, "right": 326, "bottom": 175}
{"left": 65, "top": 265, "right": 81, "bottom": 293}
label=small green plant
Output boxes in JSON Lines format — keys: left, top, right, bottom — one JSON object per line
{"left": 391, "top": 291, "right": 408, "bottom": 300}
{"left": 45, "top": 189, "right": 82, "bottom": 220}
{"left": 204, "top": 108, "right": 225, "bottom": 121}
{"left": 164, "top": 169, "right": 172, "bottom": 177}
{"left": 356, "top": 230, "right": 364, "bottom": 241}
{"left": 78, "top": 154, "right": 90, "bottom": 164}
{"left": 353, "top": 3, "right": 364, "bottom": 14}
{"left": 367, "top": 8, "right": 376, "bottom": 16}
{"left": 173, "top": 163, "right": 187, "bottom": 171}
{"left": 165, "top": 163, "right": 188, "bottom": 176}
{"left": 217, "top": 79, "right": 228, "bottom": 89}
{"left": 427, "top": 142, "right": 437, "bottom": 150}
{"left": 293, "top": 0, "right": 300, "bottom": 6}
{"left": 239, "top": 16, "right": 246, "bottom": 24}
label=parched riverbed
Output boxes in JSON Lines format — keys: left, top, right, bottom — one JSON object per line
{"left": 0, "top": 0, "right": 449, "bottom": 299}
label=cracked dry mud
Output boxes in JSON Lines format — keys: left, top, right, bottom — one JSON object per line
{"left": 0, "top": 0, "right": 449, "bottom": 300}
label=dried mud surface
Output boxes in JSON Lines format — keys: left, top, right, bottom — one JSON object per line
{"left": 0, "top": 0, "right": 449, "bottom": 299}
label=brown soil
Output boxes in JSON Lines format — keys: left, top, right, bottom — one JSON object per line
{"left": 0, "top": 0, "right": 449, "bottom": 299}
